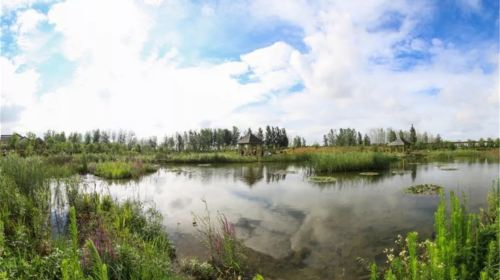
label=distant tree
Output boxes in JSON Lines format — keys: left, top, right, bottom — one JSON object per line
{"left": 357, "top": 132, "right": 363, "bottom": 146}
{"left": 409, "top": 124, "right": 417, "bottom": 145}
{"left": 257, "top": 127, "right": 264, "bottom": 140}
{"left": 281, "top": 128, "right": 289, "bottom": 147}
{"left": 231, "top": 126, "right": 240, "bottom": 146}
{"left": 265, "top": 126, "right": 272, "bottom": 147}
{"left": 388, "top": 129, "right": 397, "bottom": 142}
{"left": 92, "top": 129, "right": 101, "bottom": 144}
{"left": 363, "top": 134, "right": 371, "bottom": 146}
{"left": 435, "top": 134, "right": 442, "bottom": 144}
{"left": 323, "top": 135, "right": 328, "bottom": 147}
{"left": 422, "top": 132, "right": 429, "bottom": 144}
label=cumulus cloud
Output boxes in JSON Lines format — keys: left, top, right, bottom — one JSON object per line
{"left": 0, "top": 0, "right": 498, "bottom": 140}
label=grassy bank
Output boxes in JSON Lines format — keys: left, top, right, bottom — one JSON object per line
{"left": 0, "top": 155, "right": 177, "bottom": 279}
{"left": 0, "top": 155, "right": 265, "bottom": 279}
{"left": 154, "top": 151, "right": 311, "bottom": 164}
{"left": 368, "top": 185, "right": 499, "bottom": 280}
{"left": 309, "top": 152, "right": 396, "bottom": 173}
{"left": 423, "top": 148, "right": 500, "bottom": 161}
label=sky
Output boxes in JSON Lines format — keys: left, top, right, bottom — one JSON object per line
{"left": 1, "top": 0, "right": 499, "bottom": 142}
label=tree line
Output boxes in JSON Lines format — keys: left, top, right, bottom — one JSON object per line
{"left": 1, "top": 126, "right": 291, "bottom": 155}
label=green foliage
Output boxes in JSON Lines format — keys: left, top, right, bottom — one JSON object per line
{"left": 180, "top": 259, "right": 217, "bottom": 280}
{"left": 0, "top": 156, "right": 177, "bottom": 280}
{"left": 310, "top": 152, "right": 395, "bottom": 173}
{"left": 92, "top": 161, "right": 158, "bottom": 179}
{"left": 370, "top": 184, "right": 500, "bottom": 280}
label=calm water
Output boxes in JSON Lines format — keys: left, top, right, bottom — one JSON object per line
{"left": 84, "top": 160, "right": 499, "bottom": 279}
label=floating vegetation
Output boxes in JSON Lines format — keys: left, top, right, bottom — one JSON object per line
{"left": 405, "top": 184, "right": 443, "bottom": 195}
{"left": 391, "top": 170, "right": 408, "bottom": 175}
{"left": 440, "top": 166, "right": 459, "bottom": 171}
{"left": 198, "top": 163, "right": 211, "bottom": 167}
{"left": 308, "top": 176, "right": 337, "bottom": 183}
{"left": 91, "top": 161, "right": 158, "bottom": 179}
{"left": 271, "top": 170, "right": 296, "bottom": 176}
{"left": 359, "top": 172, "right": 380, "bottom": 176}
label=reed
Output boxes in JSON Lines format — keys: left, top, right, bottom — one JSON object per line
{"left": 309, "top": 152, "right": 395, "bottom": 173}
{"left": 369, "top": 183, "right": 499, "bottom": 279}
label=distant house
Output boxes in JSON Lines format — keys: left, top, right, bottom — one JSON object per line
{"left": 237, "top": 133, "right": 264, "bottom": 156}
{"left": 1, "top": 133, "right": 27, "bottom": 144}
{"left": 387, "top": 137, "right": 406, "bottom": 152}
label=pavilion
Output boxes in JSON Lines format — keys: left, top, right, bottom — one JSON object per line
{"left": 237, "top": 133, "right": 263, "bottom": 156}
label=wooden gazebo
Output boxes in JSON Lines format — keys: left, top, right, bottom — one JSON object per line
{"left": 237, "top": 133, "right": 263, "bottom": 156}
{"left": 387, "top": 137, "right": 406, "bottom": 152}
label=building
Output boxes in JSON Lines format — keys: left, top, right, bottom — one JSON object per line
{"left": 237, "top": 133, "right": 264, "bottom": 156}
{"left": 0, "top": 133, "right": 27, "bottom": 144}
{"left": 387, "top": 137, "right": 406, "bottom": 152}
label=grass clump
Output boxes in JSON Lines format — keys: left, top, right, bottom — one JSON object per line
{"left": 192, "top": 201, "right": 246, "bottom": 279}
{"left": 405, "top": 184, "right": 444, "bottom": 195}
{"left": 368, "top": 184, "right": 499, "bottom": 279}
{"left": 308, "top": 176, "right": 337, "bottom": 183}
{"left": 309, "top": 152, "right": 395, "bottom": 173}
{"left": 91, "top": 161, "right": 158, "bottom": 179}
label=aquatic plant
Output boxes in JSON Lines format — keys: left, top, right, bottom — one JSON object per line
{"left": 405, "top": 184, "right": 444, "bottom": 195}
{"left": 91, "top": 161, "right": 158, "bottom": 179}
{"left": 369, "top": 185, "right": 499, "bottom": 279}
{"left": 308, "top": 176, "right": 337, "bottom": 183}
{"left": 359, "top": 172, "right": 380, "bottom": 176}
{"left": 309, "top": 152, "right": 395, "bottom": 173}
{"left": 192, "top": 201, "right": 246, "bottom": 278}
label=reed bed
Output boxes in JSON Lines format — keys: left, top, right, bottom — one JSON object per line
{"left": 309, "top": 152, "right": 395, "bottom": 173}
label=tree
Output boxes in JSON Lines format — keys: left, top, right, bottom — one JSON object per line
{"left": 357, "top": 132, "right": 363, "bottom": 146}
{"left": 265, "top": 126, "right": 272, "bottom": 147}
{"left": 231, "top": 126, "right": 240, "bottom": 146}
{"left": 257, "top": 127, "right": 264, "bottom": 140}
{"left": 422, "top": 132, "right": 429, "bottom": 144}
{"left": 409, "top": 124, "right": 417, "bottom": 145}
{"left": 363, "top": 134, "right": 371, "bottom": 146}
{"left": 388, "top": 129, "right": 397, "bottom": 142}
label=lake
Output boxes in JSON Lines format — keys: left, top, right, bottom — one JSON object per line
{"left": 82, "top": 159, "right": 499, "bottom": 279}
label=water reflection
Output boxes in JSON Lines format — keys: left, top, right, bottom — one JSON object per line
{"left": 91, "top": 161, "right": 499, "bottom": 280}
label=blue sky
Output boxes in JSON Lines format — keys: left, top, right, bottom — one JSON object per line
{"left": 1, "top": 0, "right": 498, "bottom": 141}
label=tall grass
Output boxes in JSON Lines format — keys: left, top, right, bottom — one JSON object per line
{"left": 0, "top": 155, "right": 177, "bottom": 279}
{"left": 425, "top": 149, "right": 500, "bottom": 161}
{"left": 369, "top": 184, "right": 499, "bottom": 279}
{"left": 90, "top": 161, "right": 158, "bottom": 179}
{"left": 155, "top": 151, "right": 311, "bottom": 164}
{"left": 192, "top": 201, "right": 245, "bottom": 278}
{"left": 309, "top": 152, "right": 395, "bottom": 173}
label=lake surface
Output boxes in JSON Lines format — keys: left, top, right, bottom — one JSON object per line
{"left": 83, "top": 159, "right": 499, "bottom": 279}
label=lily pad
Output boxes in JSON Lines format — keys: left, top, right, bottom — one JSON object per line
{"left": 440, "top": 167, "right": 458, "bottom": 171}
{"left": 405, "top": 184, "right": 443, "bottom": 195}
{"left": 197, "top": 164, "right": 211, "bottom": 167}
{"left": 308, "top": 176, "right": 337, "bottom": 183}
{"left": 391, "top": 170, "right": 408, "bottom": 175}
{"left": 359, "top": 172, "right": 380, "bottom": 176}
